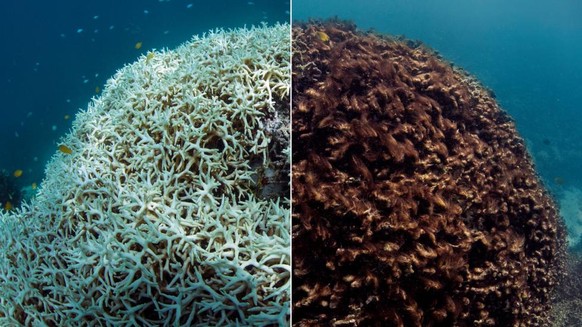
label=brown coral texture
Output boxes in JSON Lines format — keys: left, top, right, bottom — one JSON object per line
{"left": 292, "top": 21, "right": 565, "bottom": 327}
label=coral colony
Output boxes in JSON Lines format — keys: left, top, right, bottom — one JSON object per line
{"left": 291, "top": 21, "right": 565, "bottom": 326}
{"left": 0, "top": 24, "right": 290, "bottom": 326}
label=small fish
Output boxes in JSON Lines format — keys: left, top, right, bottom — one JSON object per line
{"left": 59, "top": 144, "right": 73, "bottom": 154}
{"left": 135, "top": 41, "right": 143, "bottom": 49}
{"left": 4, "top": 201, "right": 12, "bottom": 211}
{"left": 31, "top": 182, "right": 37, "bottom": 190}
{"left": 13, "top": 169, "right": 23, "bottom": 178}
{"left": 64, "top": 114, "right": 70, "bottom": 120}
{"left": 95, "top": 86, "right": 100, "bottom": 93}
{"left": 316, "top": 31, "right": 330, "bottom": 42}
{"left": 146, "top": 51, "right": 155, "bottom": 62}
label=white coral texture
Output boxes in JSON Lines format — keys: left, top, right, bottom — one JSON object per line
{"left": 0, "top": 23, "right": 290, "bottom": 326}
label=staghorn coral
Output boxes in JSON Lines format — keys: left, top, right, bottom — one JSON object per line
{"left": 292, "top": 21, "right": 565, "bottom": 326}
{"left": 0, "top": 24, "right": 290, "bottom": 326}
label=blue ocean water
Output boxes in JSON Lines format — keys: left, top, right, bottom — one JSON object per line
{"left": 0, "top": 0, "right": 289, "bottom": 196}
{"left": 294, "top": 0, "right": 582, "bottom": 246}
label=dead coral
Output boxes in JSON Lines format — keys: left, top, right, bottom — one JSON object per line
{"left": 0, "top": 24, "right": 290, "bottom": 326}
{"left": 292, "top": 20, "right": 566, "bottom": 327}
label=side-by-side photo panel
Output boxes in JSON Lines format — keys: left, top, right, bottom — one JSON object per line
{"left": 291, "top": 18, "right": 569, "bottom": 326}
{"left": 0, "top": 1, "right": 290, "bottom": 326}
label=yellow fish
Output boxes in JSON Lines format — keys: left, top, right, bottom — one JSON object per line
{"left": 3, "top": 201, "right": 12, "bottom": 211}
{"left": 146, "top": 51, "right": 155, "bottom": 63}
{"left": 95, "top": 86, "right": 100, "bottom": 93}
{"left": 316, "top": 31, "right": 330, "bottom": 42}
{"left": 31, "top": 182, "right": 37, "bottom": 190}
{"left": 135, "top": 41, "right": 143, "bottom": 50}
{"left": 59, "top": 144, "right": 73, "bottom": 154}
{"left": 64, "top": 114, "right": 70, "bottom": 120}
{"left": 13, "top": 169, "right": 23, "bottom": 178}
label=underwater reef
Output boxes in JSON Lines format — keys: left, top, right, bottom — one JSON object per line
{"left": 0, "top": 24, "right": 290, "bottom": 326}
{"left": 292, "top": 21, "right": 565, "bottom": 326}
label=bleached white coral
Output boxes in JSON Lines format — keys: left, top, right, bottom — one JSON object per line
{"left": 0, "top": 23, "right": 290, "bottom": 326}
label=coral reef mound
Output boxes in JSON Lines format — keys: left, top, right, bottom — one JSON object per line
{"left": 0, "top": 24, "right": 290, "bottom": 326}
{"left": 292, "top": 21, "right": 565, "bottom": 326}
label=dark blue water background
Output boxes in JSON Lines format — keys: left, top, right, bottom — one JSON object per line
{"left": 0, "top": 0, "right": 289, "bottom": 191}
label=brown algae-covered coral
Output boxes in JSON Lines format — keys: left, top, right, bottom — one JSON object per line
{"left": 0, "top": 24, "right": 290, "bottom": 326}
{"left": 292, "top": 21, "right": 565, "bottom": 326}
